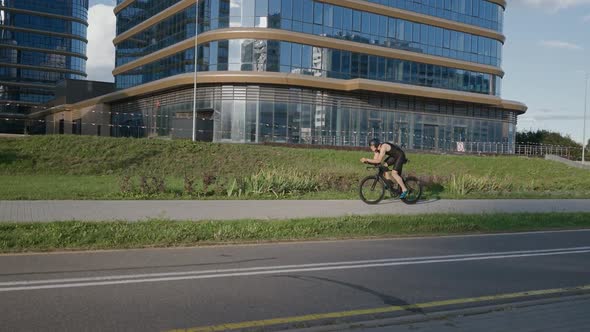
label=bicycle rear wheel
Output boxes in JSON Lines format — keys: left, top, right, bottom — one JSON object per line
{"left": 401, "top": 176, "right": 422, "bottom": 205}
{"left": 359, "top": 176, "right": 385, "bottom": 204}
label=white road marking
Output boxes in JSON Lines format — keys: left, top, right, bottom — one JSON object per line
{"left": 1, "top": 247, "right": 589, "bottom": 292}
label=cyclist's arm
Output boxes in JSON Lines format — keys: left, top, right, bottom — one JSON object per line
{"left": 362, "top": 149, "right": 386, "bottom": 164}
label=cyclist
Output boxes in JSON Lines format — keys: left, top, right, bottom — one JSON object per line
{"left": 360, "top": 138, "right": 409, "bottom": 199}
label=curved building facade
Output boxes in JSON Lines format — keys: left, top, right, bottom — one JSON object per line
{"left": 110, "top": 0, "right": 525, "bottom": 151}
{"left": 0, "top": 0, "right": 88, "bottom": 132}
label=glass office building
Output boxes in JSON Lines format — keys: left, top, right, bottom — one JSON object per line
{"left": 111, "top": 0, "right": 526, "bottom": 151}
{"left": 0, "top": 0, "right": 88, "bottom": 133}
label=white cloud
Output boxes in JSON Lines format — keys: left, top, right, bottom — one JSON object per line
{"left": 515, "top": 0, "right": 590, "bottom": 10}
{"left": 520, "top": 107, "right": 584, "bottom": 122}
{"left": 90, "top": 0, "right": 115, "bottom": 5}
{"left": 539, "top": 40, "right": 583, "bottom": 50}
{"left": 86, "top": 4, "right": 116, "bottom": 82}
{"left": 532, "top": 114, "right": 584, "bottom": 120}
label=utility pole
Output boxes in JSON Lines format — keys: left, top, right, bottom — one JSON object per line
{"left": 192, "top": 0, "right": 199, "bottom": 141}
{"left": 583, "top": 73, "right": 588, "bottom": 163}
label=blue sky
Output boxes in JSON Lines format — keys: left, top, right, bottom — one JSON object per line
{"left": 503, "top": 0, "right": 590, "bottom": 143}
{"left": 87, "top": 0, "right": 590, "bottom": 143}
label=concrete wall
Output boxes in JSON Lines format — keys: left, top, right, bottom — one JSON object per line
{"left": 46, "top": 79, "right": 116, "bottom": 108}
{"left": 45, "top": 103, "right": 112, "bottom": 136}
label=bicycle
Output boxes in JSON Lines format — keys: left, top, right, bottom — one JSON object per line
{"left": 359, "top": 164, "right": 423, "bottom": 205}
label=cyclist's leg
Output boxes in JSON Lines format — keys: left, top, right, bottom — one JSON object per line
{"left": 390, "top": 159, "right": 408, "bottom": 193}
{"left": 382, "top": 157, "right": 396, "bottom": 187}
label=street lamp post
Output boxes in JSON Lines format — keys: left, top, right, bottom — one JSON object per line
{"left": 192, "top": 0, "right": 199, "bottom": 142}
{"left": 583, "top": 73, "right": 589, "bottom": 163}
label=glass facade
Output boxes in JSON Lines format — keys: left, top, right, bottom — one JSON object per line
{"left": 111, "top": 0, "right": 522, "bottom": 151}
{"left": 116, "top": 0, "right": 503, "bottom": 34}
{"left": 6, "top": 0, "right": 89, "bottom": 21}
{"left": 116, "top": 0, "right": 183, "bottom": 35}
{"left": 111, "top": 85, "right": 516, "bottom": 152}
{"left": 0, "top": 86, "right": 55, "bottom": 104}
{"left": 116, "top": 6, "right": 196, "bottom": 67}
{"left": 116, "top": 1, "right": 501, "bottom": 68}
{"left": 116, "top": 39, "right": 498, "bottom": 96}
{"left": 0, "top": 0, "right": 88, "bottom": 124}
{"left": 0, "top": 30, "right": 87, "bottom": 55}
{"left": 7, "top": 13, "right": 87, "bottom": 38}
{"left": 365, "top": 0, "right": 503, "bottom": 32}
{"left": 0, "top": 49, "right": 86, "bottom": 72}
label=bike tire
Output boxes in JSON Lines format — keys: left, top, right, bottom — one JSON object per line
{"left": 401, "top": 176, "right": 422, "bottom": 205}
{"left": 359, "top": 176, "right": 385, "bottom": 205}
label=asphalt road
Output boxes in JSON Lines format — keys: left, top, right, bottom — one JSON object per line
{"left": 356, "top": 296, "right": 590, "bottom": 331}
{"left": 1, "top": 199, "right": 590, "bottom": 222}
{"left": 1, "top": 229, "right": 589, "bottom": 331}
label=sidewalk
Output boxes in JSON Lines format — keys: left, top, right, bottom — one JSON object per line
{"left": 1, "top": 199, "right": 589, "bottom": 222}
{"left": 545, "top": 155, "right": 590, "bottom": 170}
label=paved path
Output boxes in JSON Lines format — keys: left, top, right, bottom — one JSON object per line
{"left": 1, "top": 199, "right": 590, "bottom": 222}
{"left": 545, "top": 155, "right": 590, "bottom": 170}
{"left": 1, "top": 230, "right": 589, "bottom": 331}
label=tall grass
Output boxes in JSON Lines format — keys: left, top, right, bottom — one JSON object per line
{"left": 446, "top": 174, "right": 514, "bottom": 195}
{"left": 226, "top": 169, "right": 319, "bottom": 197}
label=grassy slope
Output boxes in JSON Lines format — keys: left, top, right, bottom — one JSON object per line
{"left": 1, "top": 135, "right": 589, "bottom": 199}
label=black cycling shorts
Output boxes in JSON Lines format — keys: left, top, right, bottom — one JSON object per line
{"left": 385, "top": 156, "right": 406, "bottom": 174}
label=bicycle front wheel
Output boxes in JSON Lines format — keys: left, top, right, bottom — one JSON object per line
{"left": 359, "top": 176, "right": 385, "bottom": 205}
{"left": 401, "top": 176, "right": 422, "bottom": 205}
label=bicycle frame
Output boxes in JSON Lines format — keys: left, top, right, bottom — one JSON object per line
{"left": 366, "top": 165, "right": 402, "bottom": 195}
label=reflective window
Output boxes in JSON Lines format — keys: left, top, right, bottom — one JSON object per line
{"left": 0, "top": 50, "right": 86, "bottom": 72}
{"left": 116, "top": 6, "right": 196, "bottom": 66}
{"left": 116, "top": 0, "right": 182, "bottom": 34}
{"left": 0, "top": 0, "right": 88, "bottom": 115}
{"left": 117, "top": 0, "right": 502, "bottom": 69}
{"left": 0, "top": 84, "right": 54, "bottom": 103}
{"left": 116, "top": 48, "right": 195, "bottom": 89}
{"left": 111, "top": 84, "right": 516, "bottom": 150}
{"left": 0, "top": 67, "right": 84, "bottom": 85}
{"left": 232, "top": 1, "right": 502, "bottom": 66}
{"left": 114, "top": 1, "right": 506, "bottom": 98}
{"left": 365, "top": 0, "right": 504, "bottom": 32}
{"left": 116, "top": 38, "right": 497, "bottom": 95}
{"left": 7, "top": 0, "right": 89, "bottom": 21}
{"left": 4, "top": 13, "right": 87, "bottom": 38}
{"left": 0, "top": 30, "right": 87, "bottom": 55}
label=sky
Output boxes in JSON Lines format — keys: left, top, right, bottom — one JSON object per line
{"left": 86, "top": 0, "right": 590, "bottom": 143}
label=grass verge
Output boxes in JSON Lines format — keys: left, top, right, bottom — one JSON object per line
{"left": 1, "top": 213, "right": 589, "bottom": 253}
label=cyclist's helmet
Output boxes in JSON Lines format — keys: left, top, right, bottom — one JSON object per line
{"left": 369, "top": 138, "right": 381, "bottom": 147}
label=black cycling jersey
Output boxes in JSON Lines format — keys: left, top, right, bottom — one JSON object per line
{"left": 380, "top": 142, "right": 405, "bottom": 160}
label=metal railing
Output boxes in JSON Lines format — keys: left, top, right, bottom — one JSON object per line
{"left": 514, "top": 144, "right": 578, "bottom": 159}
{"left": 2, "top": 116, "right": 585, "bottom": 159}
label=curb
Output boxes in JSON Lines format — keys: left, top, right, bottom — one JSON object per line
{"left": 287, "top": 292, "right": 590, "bottom": 332}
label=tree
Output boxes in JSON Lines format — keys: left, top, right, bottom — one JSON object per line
{"left": 516, "top": 130, "right": 585, "bottom": 160}
{"left": 516, "top": 130, "right": 581, "bottom": 147}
